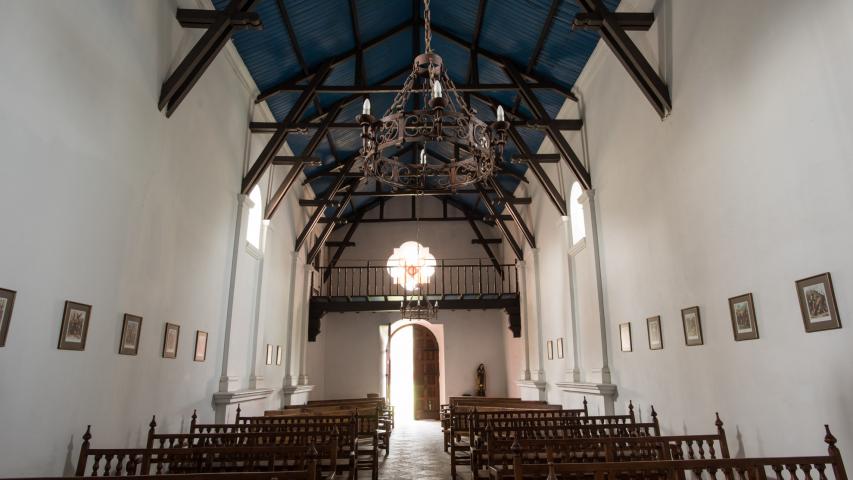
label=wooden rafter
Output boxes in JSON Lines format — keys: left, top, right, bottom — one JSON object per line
{"left": 159, "top": 0, "right": 262, "bottom": 117}
{"left": 503, "top": 61, "right": 591, "bottom": 189}
{"left": 242, "top": 61, "right": 332, "bottom": 195}
{"left": 485, "top": 177, "right": 535, "bottom": 248}
{"left": 294, "top": 155, "right": 359, "bottom": 252}
{"left": 468, "top": 219, "right": 503, "bottom": 274}
{"left": 476, "top": 183, "right": 523, "bottom": 260}
{"left": 574, "top": 0, "right": 671, "bottom": 118}
{"left": 506, "top": 127, "right": 567, "bottom": 216}
{"left": 307, "top": 185, "right": 357, "bottom": 264}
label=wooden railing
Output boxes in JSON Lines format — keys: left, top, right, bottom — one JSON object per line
{"left": 313, "top": 260, "right": 518, "bottom": 298}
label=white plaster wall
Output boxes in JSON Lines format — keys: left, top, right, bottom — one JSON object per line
{"left": 570, "top": 0, "right": 853, "bottom": 457}
{"left": 317, "top": 310, "right": 510, "bottom": 402}
{"left": 0, "top": 1, "right": 307, "bottom": 474}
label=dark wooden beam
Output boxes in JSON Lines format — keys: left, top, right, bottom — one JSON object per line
{"left": 325, "top": 241, "right": 356, "bottom": 248}
{"left": 300, "top": 198, "right": 341, "bottom": 207}
{"left": 242, "top": 61, "right": 332, "bottom": 195}
{"left": 273, "top": 156, "right": 322, "bottom": 166}
{"left": 573, "top": 12, "right": 655, "bottom": 31}
{"left": 503, "top": 61, "right": 591, "bottom": 190}
{"left": 251, "top": 118, "right": 579, "bottom": 133}
{"left": 294, "top": 155, "right": 359, "bottom": 252}
{"left": 486, "top": 176, "right": 535, "bottom": 248}
{"left": 507, "top": 126, "right": 567, "bottom": 216}
{"left": 175, "top": 9, "right": 261, "bottom": 30}
{"left": 575, "top": 0, "right": 671, "bottom": 118}
{"left": 476, "top": 182, "right": 524, "bottom": 260}
{"left": 472, "top": 238, "right": 502, "bottom": 245}
{"left": 263, "top": 101, "right": 343, "bottom": 220}
{"left": 347, "top": 0, "right": 366, "bottom": 85}
{"left": 256, "top": 19, "right": 411, "bottom": 103}
{"left": 159, "top": 0, "right": 261, "bottom": 117}
{"left": 427, "top": 22, "right": 577, "bottom": 102}
{"left": 469, "top": 219, "right": 504, "bottom": 274}
{"left": 307, "top": 186, "right": 356, "bottom": 264}
{"left": 511, "top": 154, "right": 562, "bottom": 164}
{"left": 320, "top": 215, "right": 511, "bottom": 224}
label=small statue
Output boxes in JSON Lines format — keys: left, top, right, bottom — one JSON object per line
{"left": 476, "top": 363, "right": 486, "bottom": 397}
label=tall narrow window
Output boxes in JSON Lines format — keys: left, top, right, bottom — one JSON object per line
{"left": 569, "top": 182, "right": 586, "bottom": 244}
{"left": 246, "top": 185, "right": 263, "bottom": 250}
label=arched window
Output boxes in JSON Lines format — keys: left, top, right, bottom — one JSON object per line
{"left": 569, "top": 182, "right": 586, "bottom": 244}
{"left": 246, "top": 185, "right": 264, "bottom": 250}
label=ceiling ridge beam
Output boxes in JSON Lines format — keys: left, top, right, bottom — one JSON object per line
{"left": 256, "top": 19, "right": 411, "bottom": 103}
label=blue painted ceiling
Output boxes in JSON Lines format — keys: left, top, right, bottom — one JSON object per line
{"left": 215, "top": 0, "right": 619, "bottom": 217}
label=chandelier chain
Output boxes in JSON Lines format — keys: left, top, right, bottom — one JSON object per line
{"left": 424, "top": 0, "right": 432, "bottom": 53}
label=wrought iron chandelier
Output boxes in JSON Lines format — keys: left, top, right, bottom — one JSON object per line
{"left": 357, "top": 0, "right": 509, "bottom": 191}
{"left": 401, "top": 296, "right": 439, "bottom": 321}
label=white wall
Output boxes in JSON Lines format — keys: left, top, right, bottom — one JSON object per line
{"left": 521, "top": 0, "right": 853, "bottom": 457}
{"left": 317, "top": 310, "right": 510, "bottom": 402}
{"left": 0, "top": 1, "right": 308, "bottom": 475}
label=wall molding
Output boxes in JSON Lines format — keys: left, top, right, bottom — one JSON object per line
{"left": 212, "top": 387, "right": 275, "bottom": 406}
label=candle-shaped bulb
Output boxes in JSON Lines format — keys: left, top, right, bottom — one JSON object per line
{"left": 420, "top": 150, "right": 427, "bottom": 165}
{"left": 432, "top": 80, "right": 443, "bottom": 99}
{"left": 362, "top": 98, "right": 371, "bottom": 115}
{"left": 496, "top": 105, "right": 505, "bottom": 122}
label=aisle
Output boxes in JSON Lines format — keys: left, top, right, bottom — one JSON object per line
{"left": 378, "top": 420, "right": 462, "bottom": 480}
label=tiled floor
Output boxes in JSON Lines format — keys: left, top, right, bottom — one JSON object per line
{"left": 377, "top": 420, "right": 465, "bottom": 480}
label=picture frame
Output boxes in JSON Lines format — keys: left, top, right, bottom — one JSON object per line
{"left": 646, "top": 316, "right": 663, "bottom": 350}
{"left": 546, "top": 340, "right": 554, "bottom": 360}
{"left": 619, "top": 323, "right": 632, "bottom": 352}
{"left": 681, "top": 306, "right": 703, "bottom": 346}
{"left": 556, "top": 338, "right": 564, "bottom": 359}
{"left": 58, "top": 301, "right": 92, "bottom": 351}
{"left": 728, "top": 293, "right": 759, "bottom": 341}
{"left": 162, "top": 323, "right": 180, "bottom": 359}
{"left": 0, "top": 288, "right": 17, "bottom": 347}
{"left": 266, "top": 344, "right": 273, "bottom": 365}
{"left": 194, "top": 330, "right": 208, "bottom": 362}
{"left": 276, "top": 345, "right": 282, "bottom": 365}
{"left": 119, "top": 314, "right": 143, "bottom": 355}
{"left": 796, "top": 273, "right": 841, "bottom": 332}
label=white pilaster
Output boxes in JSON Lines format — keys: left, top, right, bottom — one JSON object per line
{"left": 516, "top": 260, "right": 531, "bottom": 381}
{"left": 530, "top": 248, "right": 545, "bottom": 382}
{"left": 561, "top": 216, "right": 581, "bottom": 383}
{"left": 282, "top": 251, "right": 300, "bottom": 387}
{"left": 249, "top": 219, "right": 272, "bottom": 389}
{"left": 297, "top": 263, "right": 313, "bottom": 385}
{"left": 577, "top": 189, "right": 611, "bottom": 385}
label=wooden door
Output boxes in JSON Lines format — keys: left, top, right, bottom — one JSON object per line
{"left": 413, "top": 325, "right": 440, "bottom": 420}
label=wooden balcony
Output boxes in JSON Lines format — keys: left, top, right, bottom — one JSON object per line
{"left": 308, "top": 260, "right": 521, "bottom": 341}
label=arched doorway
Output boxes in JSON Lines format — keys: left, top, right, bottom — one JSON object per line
{"left": 388, "top": 324, "right": 441, "bottom": 420}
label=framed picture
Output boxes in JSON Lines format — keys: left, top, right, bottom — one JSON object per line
{"left": 194, "top": 331, "right": 208, "bottom": 362}
{"left": 546, "top": 340, "right": 554, "bottom": 360}
{"left": 0, "top": 288, "right": 17, "bottom": 347}
{"left": 646, "top": 316, "right": 663, "bottom": 350}
{"left": 162, "top": 323, "right": 180, "bottom": 359}
{"left": 681, "top": 306, "right": 703, "bottom": 346}
{"left": 266, "top": 344, "right": 273, "bottom": 365}
{"left": 58, "top": 301, "right": 92, "bottom": 351}
{"left": 619, "top": 323, "right": 632, "bottom": 352}
{"left": 728, "top": 293, "right": 759, "bottom": 341}
{"left": 556, "top": 338, "right": 564, "bottom": 359}
{"left": 276, "top": 345, "right": 282, "bottom": 365}
{"left": 796, "top": 273, "right": 841, "bottom": 332}
{"left": 119, "top": 314, "right": 143, "bottom": 355}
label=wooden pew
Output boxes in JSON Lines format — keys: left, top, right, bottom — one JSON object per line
{"left": 485, "top": 413, "right": 728, "bottom": 479}
{"left": 74, "top": 426, "right": 322, "bottom": 479}
{"left": 493, "top": 425, "right": 847, "bottom": 480}
{"left": 15, "top": 473, "right": 314, "bottom": 480}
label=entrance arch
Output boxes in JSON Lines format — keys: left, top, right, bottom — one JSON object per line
{"left": 386, "top": 320, "right": 444, "bottom": 421}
